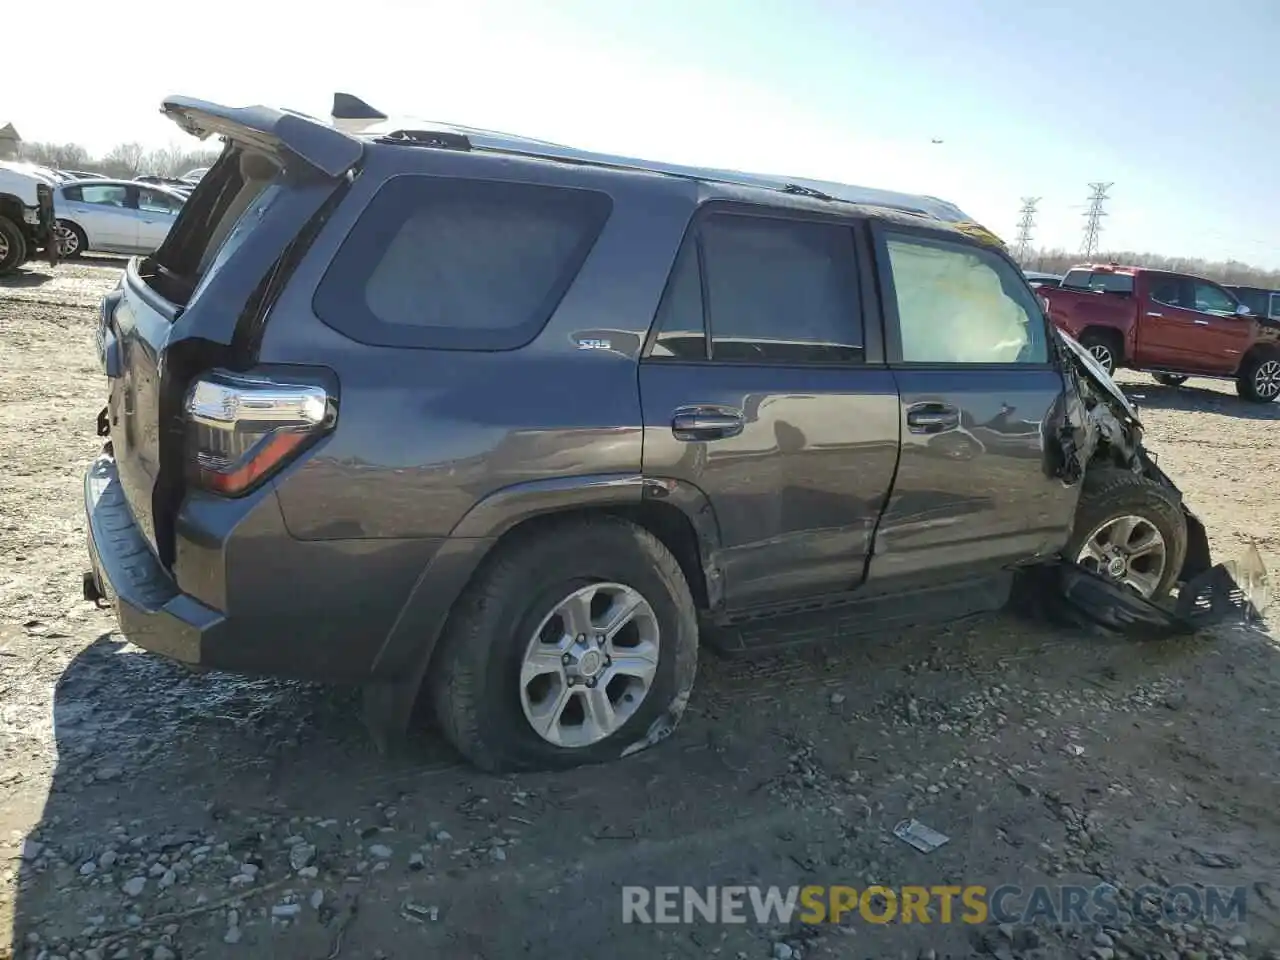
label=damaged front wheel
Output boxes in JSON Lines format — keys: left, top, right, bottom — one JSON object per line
{"left": 1068, "top": 468, "right": 1188, "bottom": 601}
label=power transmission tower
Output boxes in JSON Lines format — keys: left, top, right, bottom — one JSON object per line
{"left": 1081, "top": 182, "right": 1113, "bottom": 259}
{"left": 1013, "top": 197, "right": 1040, "bottom": 263}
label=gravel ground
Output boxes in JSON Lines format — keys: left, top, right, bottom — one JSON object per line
{"left": 1, "top": 259, "right": 1278, "bottom": 960}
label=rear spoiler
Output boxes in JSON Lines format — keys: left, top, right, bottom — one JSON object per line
{"left": 160, "top": 96, "right": 363, "bottom": 178}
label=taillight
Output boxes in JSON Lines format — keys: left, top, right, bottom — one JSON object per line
{"left": 183, "top": 369, "right": 335, "bottom": 497}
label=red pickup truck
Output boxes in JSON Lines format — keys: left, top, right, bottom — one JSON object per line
{"left": 1041, "top": 264, "right": 1280, "bottom": 403}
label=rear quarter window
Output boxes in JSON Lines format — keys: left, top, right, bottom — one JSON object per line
{"left": 313, "top": 176, "right": 612, "bottom": 351}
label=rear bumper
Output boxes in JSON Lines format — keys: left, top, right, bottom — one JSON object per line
{"left": 84, "top": 452, "right": 465, "bottom": 682}
{"left": 84, "top": 454, "right": 225, "bottom": 666}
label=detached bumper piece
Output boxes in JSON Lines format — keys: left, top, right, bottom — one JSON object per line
{"left": 83, "top": 453, "right": 226, "bottom": 665}
{"left": 1012, "top": 545, "right": 1269, "bottom": 639}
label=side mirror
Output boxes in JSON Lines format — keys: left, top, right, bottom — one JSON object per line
{"left": 1236, "top": 304, "right": 1252, "bottom": 317}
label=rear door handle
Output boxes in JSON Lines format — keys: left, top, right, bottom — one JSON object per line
{"left": 1193, "top": 319, "right": 1210, "bottom": 326}
{"left": 1146, "top": 312, "right": 1164, "bottom": 318}
{"left": 671, "top": 406, "right": 744, "bottom": 441}
{"left": 906, "top": 403, "right": 960, "bottom": 434}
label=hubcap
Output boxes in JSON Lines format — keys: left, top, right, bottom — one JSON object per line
{"left": 1088, "top": 344, "right": 1114, "bottom": 373}
{"left": 519, "top": 582, "right": 660, "bottom": 748}
{"left": 55, "top": 223, "right": 79, "bottom": 257}
{"left": 1076, "top": 515, "right": 1168, "bottom": 598}
{"left": 0, "top": 232, "right": 9, "bottom": 262}
{"left": 1255, "top": 360, "right": 1280, "bottom": 400}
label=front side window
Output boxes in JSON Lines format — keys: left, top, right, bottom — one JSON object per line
{"left": 1191, "top": 280, "right": 1238, "bottom": 315}
{"left": 1270, "top": 293, "right": 1280, "bottom": 320}
{"left": 315, "top": 176, "right": 612, "bottom": 351}
{"left": 885, "top": 234, "right": 1048, "bottom": 364}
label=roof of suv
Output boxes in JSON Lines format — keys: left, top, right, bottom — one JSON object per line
{"left": 329, "top": 94, "right": 1001, "bottom": 245}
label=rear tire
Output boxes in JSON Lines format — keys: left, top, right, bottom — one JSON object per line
{"left": 1078, "top": 330, "right": 1120, "bottom": 375}
{"left": 1235, "top": 351, "right": 1280, "bottom": 403}
{"left": 1067, "top": 468, "right": 1187, "bottom": 601}
{"left": 428, "top": 515, "right": 699, "bottom": 772}
{"left": 1152, "top": 373, "right": 1188, "bottom": 388}
{"left": 55, "top": 220, "right": 87, "bottom": 259}
{"left": 0, "top": 216, "right": 28, "bottom": 276}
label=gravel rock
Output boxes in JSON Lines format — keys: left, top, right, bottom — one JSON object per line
{"left": 152, "top": 946, "right": 175, "bottom": 960}
{"left": 122, "top": 876, "right": 146, "bottom": 897}
{"left": 368, "top": 844, "right": 393, "bottom": 859}
{"left": 21, "top": 839, "right": 44, "bottom": 861}
{"left": 272, "top": 903, "right": 302, "bottom": 919}
{"left": 773, "top": 944, "right": 795, "bottom": 960}
{"left": 289, "top": 843, "right": 316, "bottom": 871}
{"left": 223, "top": 926, "right": 242, "bottom": 945}
{"left": 79, "top": 861, "right": 97, "bottom": 876}
{"left": 98, "top": 850, "right": 118, "bottom": 869}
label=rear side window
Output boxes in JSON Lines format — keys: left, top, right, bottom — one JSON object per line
{"left": 1062, "top": 270, "right": 1134, "bottom": 294}
{"left": 314, "top": 177, "right": 612, "bottom": 351}
{"left": 648, "top": 210, "right": 865, "bottom": 365}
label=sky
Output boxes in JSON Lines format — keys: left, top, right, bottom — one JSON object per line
{"left": 8, "top": 0, "right": 1280, "bottom": 267}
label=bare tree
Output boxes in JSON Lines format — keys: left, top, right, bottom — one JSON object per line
{"left": 100, "top": 142, "right": 146, "bottom": 178}
{"left": 18, "top": 141, "right": 93, "bottom": 169}
{"left": 1018, "top": 247, "right": 1280, "bottom": 290}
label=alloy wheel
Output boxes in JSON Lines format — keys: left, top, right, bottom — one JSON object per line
{"left": 1088, "top": 343, "right": 1114, "bottom": 375}
{"left": 518, "top": 582, "right": 660, "bottom": 748}
{"left": 1254, "top": 360, "right": 1280, "bottom": 400}
{"left": 1075, "top": 514, "right": 1168, "bottom": 599}
{"left": 55, "top": 223, "right": 80, "bottom": 257}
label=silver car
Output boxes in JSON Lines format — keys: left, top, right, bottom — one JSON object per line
{"left": 52, "top": 179, "right": 186, "bottom": 258}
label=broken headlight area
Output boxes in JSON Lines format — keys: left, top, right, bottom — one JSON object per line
{"left": 1030, "top": 333, "right": 1269, "bottom": 638}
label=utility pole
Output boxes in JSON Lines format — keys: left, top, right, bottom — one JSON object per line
{"left": 1081, "top": 182, "right": 1113, "bottom": 259}
{"left": 1013, "top": 197, "right": 1040, "bottom": 264}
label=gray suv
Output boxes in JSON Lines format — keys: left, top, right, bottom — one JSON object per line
{"left": 83, "top": 95, "right": 1208, "bottom": 772}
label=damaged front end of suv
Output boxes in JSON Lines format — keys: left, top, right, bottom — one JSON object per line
{"left": 1018, "top": 330, "right": 1269, "bottom": 637}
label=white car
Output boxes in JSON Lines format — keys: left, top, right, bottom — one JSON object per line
{"left": 52, "top": 179, "right": 186, "bottom": 257}
{"left": 0, "top": 160, "right": 59, "bottom": 275}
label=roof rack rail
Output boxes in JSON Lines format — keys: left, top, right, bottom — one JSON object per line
{"left": 375, "top": 129, "right": 472, "bottom": 151}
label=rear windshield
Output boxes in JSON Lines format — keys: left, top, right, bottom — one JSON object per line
{"left": 313, "top": 176, "right": 612, "bottom": 351}
{"left": 142, "top": 149, "right": 280, "bottom": 306}
{"left": 1061, "top": 270, "right": 1134, "bottom": 294}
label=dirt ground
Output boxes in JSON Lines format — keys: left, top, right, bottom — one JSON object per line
{"left": 1, "top": 259, "right": 1278, "bottom": 960}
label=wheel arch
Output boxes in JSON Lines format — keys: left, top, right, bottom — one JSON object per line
{"left": 0, "top": 194, "right": 26, "bottom": 223}
{"left": 1078, "top": 325, "right": 1125, "bottom": 364}
{"left": 369, "top": 474, "right": 723, "bottom": 681}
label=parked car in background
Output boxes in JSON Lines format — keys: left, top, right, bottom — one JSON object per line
{"left": 83, "top": 93, "right": 1214, "bottom": 772}
{"left": 178, "top": 166, "right": 209, "bottom": 185}
{"left": 1225, "top": 285, "right": 1280, "bottom": 322}
{"left": 1023, "top": 270, "right": 1063, "bottom": 289}
{"left": 0, "top": 161, "right": 59, "bottom": 275}
{"left": 135, "top": 174, "right": 195, "bottom": 192}
{"left": 59, "top": 169, "right": 107, "bottom": 182}
{"left": 1041, "top": 263, "right": 1280, "bottom": 401}
{"left": 52, "top": 179, "right": 186, "bottom": 257}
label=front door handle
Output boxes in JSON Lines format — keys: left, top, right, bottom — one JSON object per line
{"left": 1146, "top": 311, "right": 1164, "bottom": 318}
{"left": 1193, "top": 319, "right": 1210, "bottom": 326}
{"left": 671, "top": 406, "right": 744, "bottom": 441}
{"left": 906, "top": 402, "right": 960, "bottom": 434}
